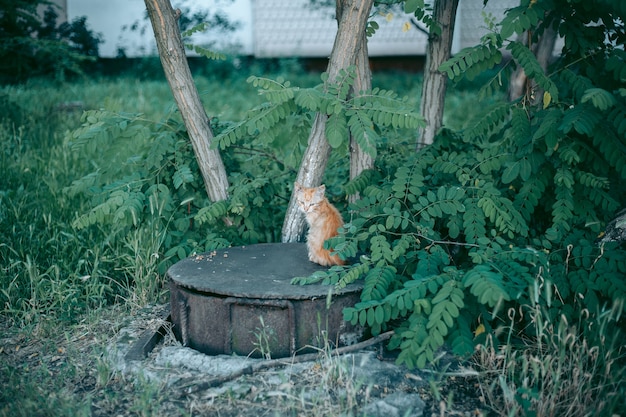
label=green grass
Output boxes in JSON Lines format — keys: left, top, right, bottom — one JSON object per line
{"left": 0, "top": 71, "right": 286, "bottom": 324}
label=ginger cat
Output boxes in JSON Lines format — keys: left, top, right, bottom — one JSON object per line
{"left": 294, "top": 182, "right": 345, "bottom": 266}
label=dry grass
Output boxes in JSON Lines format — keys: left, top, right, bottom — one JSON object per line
{"left": 473, "top": 302, "right": 626, "bottom": 417}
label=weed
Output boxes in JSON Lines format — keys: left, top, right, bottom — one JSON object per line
{"left": 117, "top": 225, "right": 169, "bottom": 309}
{"left": 475, "top": 300, "right": 625, "bottom": 416}
{"left": 252, "top": 316, "right": 276, "bottom": 360}
{"left": 300, "top": 318, "right": 366, "bottom": 415}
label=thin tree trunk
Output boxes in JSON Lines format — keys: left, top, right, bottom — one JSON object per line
{"left": 349, "top": 29, "right": 374, "bottom": 203}
{"left": 416, "top": 0, "right": 459, "bottom": 150}
{"left": 281, "top": 0, "right": 374, "bottom": 242}
{"left": 144, "top": 0, "right": 230, "bottom": 206}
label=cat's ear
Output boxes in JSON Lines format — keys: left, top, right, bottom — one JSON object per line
{"left": 294, "top": 182, "right": 302, "bottom": 191}
{"left": 317, "top": 184, "right": 326, "bottom": 196}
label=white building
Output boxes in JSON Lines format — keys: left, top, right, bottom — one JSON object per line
{"left": 61, "top": 0, "right": 519, "bottom": 58}
{"left": 251, "top": 0, "right": 518, "bottom": 58}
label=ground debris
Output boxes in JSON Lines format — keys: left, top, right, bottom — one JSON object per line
{"left": 105, "top": 304, "right": 487, "bottom": 416}
{"left": 0, "top": 304, "right": 487, "bottom": 417}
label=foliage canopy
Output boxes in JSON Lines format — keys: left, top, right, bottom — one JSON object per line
{"left": 309, "top": 0, "right": 626, "bottom": 372}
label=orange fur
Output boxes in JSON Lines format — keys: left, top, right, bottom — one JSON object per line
{"left": 294, "top": 182, "right": 345, "bottom": 266}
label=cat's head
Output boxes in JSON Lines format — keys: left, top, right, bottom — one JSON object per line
{"left": 294, "top": 182, "right": 326, "bottom": 214}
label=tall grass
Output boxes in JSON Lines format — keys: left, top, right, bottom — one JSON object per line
{"left": 475, "top": 300, "right": 625, "bottom": 416}
{"left": 0, "top": 78, "right": 169, "bottom": 325}
{"left": 1, "top": 90, "right": 104, "bottom": 325}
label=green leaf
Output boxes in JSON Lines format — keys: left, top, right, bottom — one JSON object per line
{"left": 326, "top": 112, "right": 348, "bottom": 148}
{"left": 463, "top": 265, "right": 511, "bottom": 308}
{"left": 347, "top": 109, "right": 378, "bottom": 158}
{"left": 581, "top": 88, "right": 616, "bottom": 111}
{"left": 500, "top": 4, "right": 540, "bottom": 39}
{"left": 560, "top": 105, "right": 602, "bottom": 136}
{"left": 508, "top": 41, "right": 558, "bottom": 102}
{"left": 502, "top": 163, "right": 520, "bottom": 184}
{"left": 294, "top": 87, "right": 323, "bottom": 112}
{"left": 173, "top": 165, "right": 193, "bottom": 189}
{"left": 439, "top": 44, "right": 502, "bottom": 82}
{"left": 404, "top": 0, "right": 424, "bottom": 14}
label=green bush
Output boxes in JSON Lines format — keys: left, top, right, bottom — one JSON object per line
{"left": 303, "top": 0, "right": 626, "bottom": 375}
{"left": 0, "top": 0, "right": 101, "bottom": 83}
{"left": 65, "top": 67, "right": 423, "bottom": 269}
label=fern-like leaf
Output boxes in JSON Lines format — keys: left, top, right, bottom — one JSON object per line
{"left": 464, "top": 102, "right": 511, "bottom": 142}
{"left": 608, "top": 106, "right": 626, "bottom": 138}
{"left": 326, "top": 111, "right": 348, "bottom": 149}
{"left": 463, "top": 200, "right": 487, "bottom": 244}
{"left": 449, "top": 315, "right": 475, "bottom": 356}
{"left": 559, "top": 104, "right": 602, "bottom": 136}
{"left": 478, "top": 188, "right": 528, "bottom": 238}
{"left": 591, "top": 125, "right": 626, "bottom": 179}
{"left": 508, "top": 41, "right": 558, "bottom": 102}
{"left": 559, "top": 69, "right": 593, "bottom": 102}
{"left": 462, "top": 265, "right": 511, "bottom": 308}
{"left": 172, "top": 164, "right": 194, "bottom": 189}
{"left": 581, "top": 88, "right": 617, "bottom": 111}
{"left": 186, "top": 44, "right": 226, "bottom": 61}
{"left": 499, "top": 3, "right": 542, "bottom": 39}
{"left": 362, "top": 265, "right": 396, "bottom": 301}
{"left": 439, "top": 44, "right": 503, "bottom": 82}
{"left": 343, "top": 169, "right": 380, "bottom": 196}
{"left": 294, "top": 87, "right": 324, "bottom": 112}
{"left": 347, "top": 109, "right": 378, "bottom": 158}
{"left": 513, "top": 173, "right": 548, "bottom": 221}
{"left": 195, "top": 200, "right": 229, "bottom": 225}
{"left": 392, "top": 164, "right": 425, "bottom": 203}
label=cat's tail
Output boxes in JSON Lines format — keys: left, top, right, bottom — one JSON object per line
{"left": 319, "top": 250, "right": 345, "bottom": 266}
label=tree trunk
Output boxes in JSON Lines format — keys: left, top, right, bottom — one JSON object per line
{"left": 144, "top": 0, "right": 230, "bottom": 206}
{"left": 281, "top": 0, "right": 374, "bottom": 242}
{"left": 416, "top": 0, "right": 459, "bottom": 150}
{"left": 349, "top": 29, "right": 374, "bottom": 203}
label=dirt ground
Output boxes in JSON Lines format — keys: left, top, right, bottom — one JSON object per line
{"left": 1, "top": 304, "right": 490, "bottom": 417}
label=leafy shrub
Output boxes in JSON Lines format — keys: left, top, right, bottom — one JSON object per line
{"left": 66, "top": 110, "right": 227, "bottom": 270}
{"left": 0, "top": 0, "right": 102, "bottom": 83}
{"left": 294, "top": 0, "right": 626, "bottom": 377}
{"left": 304, "top": 128, "right": 625, "bottom": 368}
{"left": 213, "top": 68, "right": 423, "bottom": 159}
{"left": 67, "top": 67, "right": 422, "bottom": 271}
